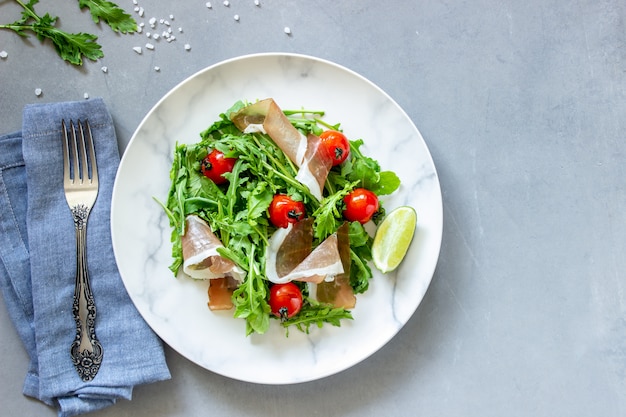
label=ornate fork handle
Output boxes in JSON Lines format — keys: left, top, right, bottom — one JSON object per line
{"left": 69, "top": 203, "right": 103, "bottom": 382}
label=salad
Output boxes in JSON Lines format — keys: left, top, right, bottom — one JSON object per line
{"left": 160, "top": 98, "right": 402, "bottom": 336}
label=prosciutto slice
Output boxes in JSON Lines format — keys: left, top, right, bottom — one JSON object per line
{"left": 315, "top": 223, "right": 356, "bottom": 309}
{"left": 265, "top": 220, "right": 344, "bottom": 284}
{"left": 230, "top": 99, "right": 332, "bottom": 200}
{"left": 181, "top": 214, "right": 245, "bottom": 281}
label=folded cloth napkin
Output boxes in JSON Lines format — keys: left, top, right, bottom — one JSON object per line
{"left": 0, "top": 98, "right": 171, "bottom": 417}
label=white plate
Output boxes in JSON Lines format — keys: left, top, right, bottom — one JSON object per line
{"left": 111, "top": 53, "right": 442, "bottom": 384}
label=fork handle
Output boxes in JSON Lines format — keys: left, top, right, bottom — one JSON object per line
{"left": 69, "top": 204, "right": 103, "bottom": 382}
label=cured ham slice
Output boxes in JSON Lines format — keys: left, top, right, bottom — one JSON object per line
{"left": 207, "top": 277, "right": 239, "bottom": 311}
{"left": 316, "top": 223, "right": 356, "bottom": 309}
{"left": 181, "top": 215, "right": 245, "bottom": 310}
{"left": 181, "top": 214, "right": 245, "bottom": 281}
{"left": 265, "top": 220, "right": 344, "bottom": 284}
{"left": 231, "top": 98, "right": 307, "bottom": 165}
{"left": 294, "top": 134, "right": 333, "bottom": 202}
{"left": 230, "top": 99, "right": 332, "bottom": 200}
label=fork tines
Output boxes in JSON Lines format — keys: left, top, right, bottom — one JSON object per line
{"left": 62, "top": 119, "right": 98, "bottom": 185}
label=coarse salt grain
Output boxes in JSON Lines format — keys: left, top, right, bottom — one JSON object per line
{"left": 84, "top": 93, "right": 89, "bottom": 99}
{"left": 284, "top": 27, "right": 291, "bottom": 35}
{"left": 154, "top": 66, "right": 161, "bottom": 72}
{"left": 152, "top": 33, "right": 160, "bottom": 39}
{"left": 184, "top": 44, "right": 191, "bottom": 51}
{"left": 223, "top": 0, "right": 230, "bottom": 6}
{"left": 134, "top": 6, "right": 139, "bottom": 12}
{"left": 234, "top": 14, "right": 239, "bottom": 21}
{"left": 149, "top": 17, "right": 157, "bottom": 26}
{"left": 206, "top": 2, "right": 212, "bottom": 8}
{"left": 35, "top": 88, "right": 42, "bottom": 96}
{"left": 101, "top": 66, "right": 108, "bottom": 73}
{"left": 178, "top": 27, "right": 183, "bottom": 33}
{"left": 138, "top": 7, "right": 144, "bottom": 17}
{"left": 0, "top": 50, "right": 8, "bottom": 59}
{"left": 133, "top": 46, "right": 142, "bottom": 54}
{"left": 254, "top": 0, "right": 260, "bottom": 5}
{"left": 146, "top": 43, "right": 155, "bottom": 50}
{"left": 170, "top": 14, "right": 174, "bottom": 19}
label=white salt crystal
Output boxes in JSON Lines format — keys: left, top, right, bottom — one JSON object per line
{"left": 206, "top": 2, "right": 212, "bottom": 8}
{"left": 234, "top": 14, "right": 239, "bottom": 21}
{"left": 223, "top": 0, "right": 230, "bottom": 6}
{"left": 146, "top": 43, "right": 155, "bottom": 50}
{"left": 35, "top": 88, "right": 42, "bottom": 96}
{"left": 178, "top": 27, "right": 183, "bottom": 33}
{"left": 254, "top": 0, "right": 260, "bottom": 5}
{"left": 134, "top": 6, "right": 139, "bottom": 12}
{"left": 101, "top": 66, "right": 108, "bottom": 73}
{"left": 184, "top": 43, "right": 191, "bottom": 51}
{"left": 0, "top": 50, "right": 7, "bottom": 59}
{"left": 169, "top": 14, "right": 174, "bottom": 19}
{"left": 284, "top": 27, "right": 291, "bottom": 35}
{"left": 133, "top": 46, "right": 142, "bottom": 54}
{"left": 84, "top": 93, "right": 89, "bottom": 99}
{"left": 154, "top": 66, "right": 161, "bottom": 72}
{"left": 152, "top": 33, "right": 160, "bottom": 39}
{"left": 138, "top": 7, "right": 144, "bottom": 17}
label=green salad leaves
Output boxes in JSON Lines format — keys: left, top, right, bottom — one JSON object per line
{"left": 0, "top": 0, "right": 136, "bottom": 65}
{"left": 160, "top": 101, "right": 401, "bottom": 336}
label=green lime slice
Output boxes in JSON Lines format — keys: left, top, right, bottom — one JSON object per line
{"left": 372, "top": 206, "right": 417, "bottom": 273}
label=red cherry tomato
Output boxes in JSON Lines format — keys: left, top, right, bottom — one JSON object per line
{"left": 200, "top": 149, "right": 236, "bottom": 185}
{"left": 343, "top": 188, "right": 379, "bottom": 224}
{"left": 268, "top": 194, "right": 306, "bottom": 228}
{"left": 269, "top": 282, "right": 303, "bottom": 321}
{"left": 319, "top": 130, "right": 350, "bottom": 166}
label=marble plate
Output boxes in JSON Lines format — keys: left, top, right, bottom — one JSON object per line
{"left": 111, "top": 53, "right": 442, "bottom": 384}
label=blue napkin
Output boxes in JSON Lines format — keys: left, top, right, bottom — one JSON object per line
{"left": 0, "top": 98, "right": 170, "bottom": 417}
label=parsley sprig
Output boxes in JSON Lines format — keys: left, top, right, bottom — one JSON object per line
{"left": 0, "top": 0, "right": 136, "bottom": 65}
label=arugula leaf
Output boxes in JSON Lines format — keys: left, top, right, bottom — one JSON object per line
{"left": 280, "top": 298, "right": 353, "bottom": 335}
{"left": 232, "top": 246, "right": 271, "bottom": 335}
{"left": 78, "top": 0, "right": 137, "bottom": 33}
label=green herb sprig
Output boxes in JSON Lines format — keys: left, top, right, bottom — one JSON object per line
{"left": 0, "top": 0, "right": 136, "bottom": 66}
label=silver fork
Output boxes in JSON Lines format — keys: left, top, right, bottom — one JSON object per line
{"left": 62, "top": 119, "right": 103, "bottom": 382}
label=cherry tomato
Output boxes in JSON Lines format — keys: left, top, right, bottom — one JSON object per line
{"left": 343, "top": 188, "right": 379, "bottom": 224}
{"left": 319, "top": 130, "right": 350, "bottom": 166}
{"left": 200, "top": 149, "right": 236, "bottom": 185}
{"left": 269, "top": 282, "right": 303, "bottom": 321}
{"left": 268, "top": 194, "right": 306, "bottom": 228}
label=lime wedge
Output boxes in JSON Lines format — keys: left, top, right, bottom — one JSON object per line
{"left": 372, "top": 206, "right": 417, "bottom": 273}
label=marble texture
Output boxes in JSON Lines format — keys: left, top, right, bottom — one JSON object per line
{"left": 111, "top": 53, "right": 443, "bottom": 384}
